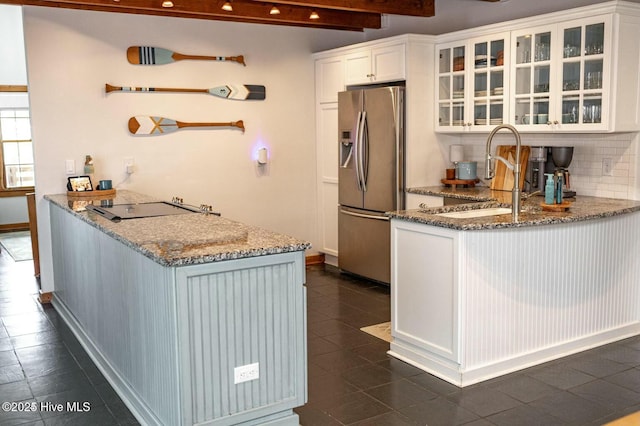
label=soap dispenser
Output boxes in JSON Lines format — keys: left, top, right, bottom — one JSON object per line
{"left": 555, "top": 172, "right": 563, "bottom": 204}
{"left": 544, "top": 174, "right": 555, "bottom": 204}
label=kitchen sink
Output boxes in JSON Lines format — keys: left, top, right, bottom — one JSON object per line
{"left": 435, "top": 207, "right": 512, "bottom": 219}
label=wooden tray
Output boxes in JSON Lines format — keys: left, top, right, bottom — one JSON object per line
{"left": 541, "top": 201, "right": 572, "bottom": 212}
{"left": 441, "top": 178, "right": 480, "bottom": 188}
{"left": 67, "top": 189, "right": 116, "bottom": 198}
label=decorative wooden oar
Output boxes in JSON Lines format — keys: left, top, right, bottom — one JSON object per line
{"left": 105, "top": 83, "right": 266, "bottom": 101}
{"left": 127, "top": 46, "right": 245, "bottom": 66}
{"left": 128, "top": 116, "right": 245, "bottom": 136}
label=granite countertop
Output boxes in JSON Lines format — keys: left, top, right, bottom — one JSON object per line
{"left": 45, "top": 190, "right": 311, "bottom": 267}
{"left": 389, "top": 186, "right": 640, "bottom": 230}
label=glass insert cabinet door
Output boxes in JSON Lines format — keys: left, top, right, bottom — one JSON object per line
{"left": 472, "top": 36, "right": 507, "bottom": 127}
{"left": 437, "top": 44, "right": 466, "bottom": 128}
{"left": 560, "top": 19, "right": 607, "bottom": 127}
{"left": 512, "top": 28, "right": 552, "bottom": 127}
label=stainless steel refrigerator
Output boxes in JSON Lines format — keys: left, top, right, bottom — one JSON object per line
{"left": 338, "top": 86, "right": 405, "bottom": 285}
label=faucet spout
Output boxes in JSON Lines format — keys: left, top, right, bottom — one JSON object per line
{"left": 485, "top": 124, "right": 522, "bottom": 221}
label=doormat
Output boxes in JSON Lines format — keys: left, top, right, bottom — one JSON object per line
{"left": 0, "top": 231, "right": 33, "bottom": 261}
{"left": 360, "top": 321, "right": 392, "bottom": 343}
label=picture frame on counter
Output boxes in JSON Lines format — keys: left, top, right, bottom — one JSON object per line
{"left": 67, "top": 175, "right": 93, "bottom": 192}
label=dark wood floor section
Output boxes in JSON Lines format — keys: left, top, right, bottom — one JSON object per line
{"left": 1, "top": 247, "right": 639, "bottom": 425}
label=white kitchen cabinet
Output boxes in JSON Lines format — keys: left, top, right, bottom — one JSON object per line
{"left": 510, "top": 15, "right": 612, "bottom": 131}
{"left": 313, "top": 35, "right": 432, "bottom": 261}
{"left": 391, "top": 221, "right": 460, "bottom": 366}
{"left": 315, "top": 56, "right": 344, "bottom": 104}
{"left": 436, "top": 2, "right": 640, "bottom": 133}
{"left": 345, "top": 43, "right": 406, "bottom": 86}
{"left": 405, "top": 193, "right": 444, "bottom": 209}
{"left": 390, "top": 211, "right": 640, "bottom": 386}
{"left": 436, "top": 32, "right": 510, "bottom": 132}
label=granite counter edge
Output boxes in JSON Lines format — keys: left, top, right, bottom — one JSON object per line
{"left": 45, "top": 194, "right": 311, "bottom": 266}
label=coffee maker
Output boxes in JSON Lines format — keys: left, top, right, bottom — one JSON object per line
{"left": 525, "top": 146, "right": 576, "bottom": 198}
{"left": 525, "top": 146, "right": 547, "bottom": 193}
{"left": 549, "top": 146, "right": 576, "bottom": 198}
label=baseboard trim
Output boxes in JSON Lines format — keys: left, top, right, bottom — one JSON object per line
{"left": 38, "top": 291, "right": 53, "bottom": 304}
{"left": 0, "top": 223, "right": 29, "bottom": 232}
{"left": 305, "top": 254, "right": 325, "bottom": 266}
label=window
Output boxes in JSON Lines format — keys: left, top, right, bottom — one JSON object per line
{"left": 1, "top": 108, "right": 34, "bottom": 189}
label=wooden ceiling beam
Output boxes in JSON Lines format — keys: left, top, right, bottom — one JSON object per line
{"left": 0, "top": 0, "right": 381, "bottom": 30}
{"left": 257, "top": 0, "right": 434, "bottom": 17}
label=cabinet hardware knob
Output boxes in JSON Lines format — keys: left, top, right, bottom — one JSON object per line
{"left": 553, "top": 120, "right": 559, "bottom": 125}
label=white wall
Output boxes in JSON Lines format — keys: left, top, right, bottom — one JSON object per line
{"left": 22, "top": 6, "right": 360, "bottom": 292}
{"left": 0, "top": 5, "right": 29, "bottom": 227}
{"left": 0, "top": 4, "right": 27, "bottom": 84}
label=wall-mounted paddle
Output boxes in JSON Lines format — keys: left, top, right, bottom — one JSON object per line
{"left": 106, "top": 83, "right": 266, "bottom": 100}
{"left": 127, "top": 46, "right": 245, "bottom": 66}
{"left": 128, "top": 116, "right": 245, "bottom": 136}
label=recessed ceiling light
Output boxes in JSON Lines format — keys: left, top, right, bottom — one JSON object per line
{"left": 270, "top": 6, "right": 280, "bottom": 15}
{"left": 162, "top": 0, "right": 173, "bottom": 7}
{"left": 222, "top": 1, "right": 233, "bottom": 11}
{"left": 309, "top": 10, "right": 319, "bottom": 20}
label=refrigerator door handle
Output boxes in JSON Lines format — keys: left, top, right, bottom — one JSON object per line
{"left": 361, "top": 111, "right": 369, "bottom": 192}
{"left": 340, "top": 209, "right": 390, "bottom": 221}
{"left": 354, "top": 111, "right": 363, "bottom": 191}
{"left": 358, "top": 111, "right": 367, "bottom": 192}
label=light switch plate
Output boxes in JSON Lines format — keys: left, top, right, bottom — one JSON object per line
{"left": 65, "top": 159, "right": 75, "bottom": 175}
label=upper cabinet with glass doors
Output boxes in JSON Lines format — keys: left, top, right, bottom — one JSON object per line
{"left": 556, "top": 17, "right": 610, "bottom": 130}
{"left": 510, "top": 16, "right": 611, "bottom": 131}
{"left": 436, "top": 33, "right": 509, "bottom": 132}
{"left": 435, "top": 2, "right": 640, "bottom": 134}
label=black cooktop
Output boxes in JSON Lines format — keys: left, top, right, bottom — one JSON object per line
{"left": 86, "top": 202, "right": 196, "bottom": 222}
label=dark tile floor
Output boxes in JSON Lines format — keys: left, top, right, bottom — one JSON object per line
{"left": 1, "top": 244, "right": 640, "bottom": 425}
{"left": 296, "top": 264, "right": 640, "bottom": 426}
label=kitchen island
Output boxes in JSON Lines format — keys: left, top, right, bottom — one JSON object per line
{"left": 45, "top": 191, "right": 310, "bottom": 426}
{"left": 388, "top": 188, "right": 640, "bottom": 387}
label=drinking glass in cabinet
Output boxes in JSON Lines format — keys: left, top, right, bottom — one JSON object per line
{"left": 563, "top": 27, "right": 581, "bottom": 58}
{"left": 585, "top": 23, "right": 605, "bottom": 55}
{"left": 534, "top": 32, "right": 551, "bottom": 62}
{"left": 563, "top": 62, "right": 580, "bottom": 91}
{"left": 534, "top": 66, "right": 550, "bottom": 93}
{"left": 584, "top": 60, "right": 603, "bottom": 90}
{"left": 516, "top": 36, "right": 532, "bottom": 64}
{"left": 584, "top": 71, "right": 602, "bottom": 90}
{"left": 583, "top": 99, "right": 602, "bottom": 123}
{"left": 562, "top": 99, "right": 579, "bottom": 124}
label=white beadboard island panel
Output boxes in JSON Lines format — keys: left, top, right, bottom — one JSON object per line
{"left": 49, "top": 200, "right": 307, "bottom": 425}
{"left": 390, "top": 211, "right": 640, "bottom": 387}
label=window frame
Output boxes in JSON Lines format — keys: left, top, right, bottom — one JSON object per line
{"left": 0, "top": 85, "right": 34, "bottom": 196}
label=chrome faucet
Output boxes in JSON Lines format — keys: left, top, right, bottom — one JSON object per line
{"left": 485, "top": 124, "right": 522, "bottom": 221}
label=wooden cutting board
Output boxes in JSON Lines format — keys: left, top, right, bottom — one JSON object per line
{"left": 490, "top": 145, "right": 530, "bottom": 191}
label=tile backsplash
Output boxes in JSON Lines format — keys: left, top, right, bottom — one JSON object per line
{"left": 452, "top": 132, "right": 639, "bottom": 200}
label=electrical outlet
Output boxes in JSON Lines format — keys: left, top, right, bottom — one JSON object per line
{"left": 234, "top": 363, "right": 259, "bottom": 384}
{"left": 124, "top": 157, "right": 135, "bottom": 174}
{"left": 602, "top": 158, "right": 613, "bottom": 176}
